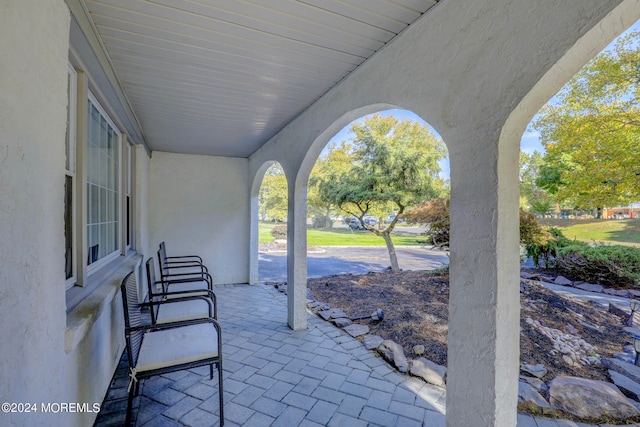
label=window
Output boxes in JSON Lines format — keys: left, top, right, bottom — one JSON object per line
{"left": 65, "top": 64, "right": 77, "bottom": 289}
{"left": 86, "top": 94, "right": 121, "bottom": 272}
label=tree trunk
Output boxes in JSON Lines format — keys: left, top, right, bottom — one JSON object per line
{"left": 382, "top": 231, "right": 399, "bottom": 271}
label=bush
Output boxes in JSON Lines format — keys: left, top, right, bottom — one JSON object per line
{"left": 404, "top": 198, "right": 450, "bottom": 248}
{"left": 555, "top": 244, "right": 640, "bottom": 288}
{"left": 520, "top": 210, "right": 582, "bottom": 268}
{"left": 271, "top": 225, "right": 287, "bottom": 239}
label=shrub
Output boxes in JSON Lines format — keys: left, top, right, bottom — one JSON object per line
{"left": 404, "top": 198, "right": 450, "bottom": 248}
{"left": 271, "top": 225, "right": 287, "bottom": 239}
{"left": 555, "top": 244, "right": 640, "bottom": 288}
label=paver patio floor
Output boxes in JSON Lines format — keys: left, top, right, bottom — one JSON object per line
{"left": 95, "top": 283, "right": 617, "bottom": 427}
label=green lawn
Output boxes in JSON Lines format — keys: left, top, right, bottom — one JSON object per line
{"left": 538, "top": 218, "right": 640, "bottom": 246}
{"left": 259, "top": 222, "right": 423, "bottom": 246}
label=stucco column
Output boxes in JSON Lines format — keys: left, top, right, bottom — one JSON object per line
{"left": 286, "top": 179, "right": 308, "bottom": 330}
{"left": 446, "top": 131, "right": 520, "bottom": 426}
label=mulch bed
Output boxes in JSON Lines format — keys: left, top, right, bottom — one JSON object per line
{"left": 306, "top": 269, "right": 628, "bottom": 383}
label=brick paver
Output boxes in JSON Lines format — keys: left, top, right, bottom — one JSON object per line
{"left": 94, "top": 283, "right": 609, "bottom": 427}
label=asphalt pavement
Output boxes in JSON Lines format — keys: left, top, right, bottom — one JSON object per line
{"left": 258, "top": 246, "right": 450, "bottom": 283}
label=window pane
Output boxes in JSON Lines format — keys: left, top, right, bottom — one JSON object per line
{"left": 86, "top": 98, "right": 120, "bottom": 266}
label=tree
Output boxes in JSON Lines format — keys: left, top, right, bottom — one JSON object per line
{"left": 308, "top": 142, "right": 352, "bottom": 228}
{"left": 532, "top": 31, "right": 640, "bottom": 210}
{"left": 519, "top": 150, "right": 554, "bottom": 213}
{"left": 321, "top": 114, "right": 447, "bottom": 270}
{"left": 258, "top": 164, "right": 288, "bottom": 222}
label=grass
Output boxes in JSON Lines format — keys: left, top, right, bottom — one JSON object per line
{"left": 259, "top": 222, "right": 423, "bottom": 246}
{"left": 538, "top": 218, "right": 640, "bottom": 247}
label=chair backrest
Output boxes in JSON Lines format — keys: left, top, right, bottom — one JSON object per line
{"left": 145, "top": 258, "right": 161, "bottom": 323}
{"left": 157, "top": 248, "right": 170, "bottom": 280}
{"left": 121, "top": 271, "right": 144, "bottom": 368}
{"left": 159, "top": 242, "right": 167, "bottom": 263}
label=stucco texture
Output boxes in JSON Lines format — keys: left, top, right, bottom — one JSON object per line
{"left": 0, "top": 0, "right": 70, "bottom": 425}
{"left": 149, "top": 152, "right": 250, "bottom": 285}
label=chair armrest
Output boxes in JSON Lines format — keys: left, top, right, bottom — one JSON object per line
{"left": 166, "top": 255, "right": 203, "bottom": 263}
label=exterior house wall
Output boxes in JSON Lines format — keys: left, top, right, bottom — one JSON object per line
{"left": 149, "top": 152, "right": 250, "bottom": 284}
{"left": 0, "top": 1, "right": 70, "bottom": 426}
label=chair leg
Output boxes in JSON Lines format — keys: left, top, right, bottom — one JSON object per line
{"left": 218, "top": 363, "right": 224, "bottom": 426}
{"left": 210, "top": 364, "right": 213, "bottom": 380}
{"left": 126, "top": 384, "right": 134, "bottom": 426}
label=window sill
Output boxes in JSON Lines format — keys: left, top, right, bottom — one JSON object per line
{"left": 65, "top": 252, "right": 143, "bottom": 354}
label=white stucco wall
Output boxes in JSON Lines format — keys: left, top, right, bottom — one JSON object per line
{"left": 247, "top": 0, "right": 637, "bottom": 425}
{"left": 149, "top": 152, "right": 250, "bottom": 284}
{"left": 0, "top": 1, "right": 70, "bottom": 425}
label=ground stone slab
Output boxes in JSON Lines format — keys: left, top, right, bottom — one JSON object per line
{"left": 603, "top": 358, "right": 640, "bottom": 383}
{"left": 548, "top": 375, "right": 640, "bottom": 419}
{"left": 377, "top": 340, "right": 408, "bottom": 373}
{"left": 518, "top": 381, "right": 551, "bottom": 412}
{"left": 333, "top": 317, "right": 352, "bottom": 328}
{"left": 520, "top": 363, "right": 547, "bottom": 378}
{"left": 362, "top": 334, "right": 384, "bottom": 350}
{"left": 575, "top": 283, "right": 603, "bottom": 293}
{"left": 318, "top": 308, "right": 348, "bottom": 321}
{"left": 410, "top": 358, "right": 446, "bottom": 387}
{"left": 554, "top": 276, "right": 573, "bottom": 286}
{"left": 343, "top": 324, "right": 369, "bottom": 338}
{"left": 609, "top": 370, "right": 640, "bottom": 401}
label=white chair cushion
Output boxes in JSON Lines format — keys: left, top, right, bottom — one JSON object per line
{"left": 156, "top": 299, "right": 211, "bottom": 324}
{"left": 136, "top": 323, "right": 218, "bottom": 373}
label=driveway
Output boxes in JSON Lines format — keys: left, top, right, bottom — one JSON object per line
{"left": 258, "top": 246, "right": 450, "bottom": 283}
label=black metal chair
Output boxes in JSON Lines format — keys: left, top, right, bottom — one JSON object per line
{"left": 145, "top": 257, "right": 218, "bottom": 322}
{"left": 159, "top": 241, "right": 207, "bottom": 273}
{"left": 156, "top": 248, "right": 215, "bottom": 294}
{"left": 121, "top": 271, "right": 224, "bottom": 426}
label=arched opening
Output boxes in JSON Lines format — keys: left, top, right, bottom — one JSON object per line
{"left": 510, "top": 18, "right": 640, "bottom": 419}
{"left": 249, "top": 161, "right": 288, "bottom": 284}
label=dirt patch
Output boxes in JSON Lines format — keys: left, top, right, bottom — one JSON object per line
{"left": 306, "top": 269, "right": 627, "bottom": 383}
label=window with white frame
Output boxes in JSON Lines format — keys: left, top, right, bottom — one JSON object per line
{"left": 86, "top": 94, "right": 121, "bottom": 271}
{"left": 65, "top": 64, "right": 77, "bottom": 289}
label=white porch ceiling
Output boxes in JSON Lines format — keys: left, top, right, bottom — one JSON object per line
{"left": 82, "top": 0, "right": 440, "bottom": 157}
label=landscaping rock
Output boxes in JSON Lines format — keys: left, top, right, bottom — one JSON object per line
{"left": 609, "top": 302, "right": 630, "bottom": 318}
{"left": 333, "top": 317, "right": 352, "bottom": 328}
{"left": 518, "top": 381, "right": 551, "bottom": 412}
{"left": 519, "top": 375, "right": 548, "bottom": 393}
{"left": 603, "top": 358, "right": 640, "bottom": 383}
{"left": 554, "top": 275, "right": 573, "bottom": 286}
{"left": 575, "top": 283, "right": 603, "bottom": 293}
{"left": 343, "top": 324, "right": 369, "bottom": 338}
{"left": 609, "top": 370, "right": 640, "bottom": 401}
{"left": 520, "top": 272, "right": 538, "bottom": 280}
{"left": 615, "top": 289, "right": 632, "bottom": 298}
{"left": 623, "top": 326, "right": 640, "bottom": 337}
{"left": 377, "top": 340, "right": 408, "bottom": 373}
{"left": 410, "top": 358, "right": 446, "bottom": 386}
{"left": 520, "top": 363, "right": 547, "bottom": 378}
{"left": 413, "top": 345, "right": 425, "bottom": 356}
{"left": 629, "top": 290, "right": 640, "bottom": 298}
{"left": 603, "top": 288, "right": 619, "bottom": 296}
{"left": 564, "top": 324, "right": 578, "bottom": 334}
{"left": 578, "top": 320, "right": 601, "bottom": 333}
{"left": 362, "top": 334, "right": 384, "bottom": 350}
{"left": 539, "top": 275, "right": 555, "bottom": 283}
{"left": 548, "top": 375, "right": 640, "bottom": 419}
{"left": 318, "top": 308, "right": 348, "bottom": 321}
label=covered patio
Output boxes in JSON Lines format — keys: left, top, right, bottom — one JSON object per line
{"left": 2, "top": 1, "right": 640, "bottom": 426}
{"left": 95, "top": 283, "right": 572, "bottom": 427}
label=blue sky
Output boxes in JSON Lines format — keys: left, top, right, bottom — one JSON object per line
{"left": 326, "top": 19, "right": 640, "bottom": 181}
